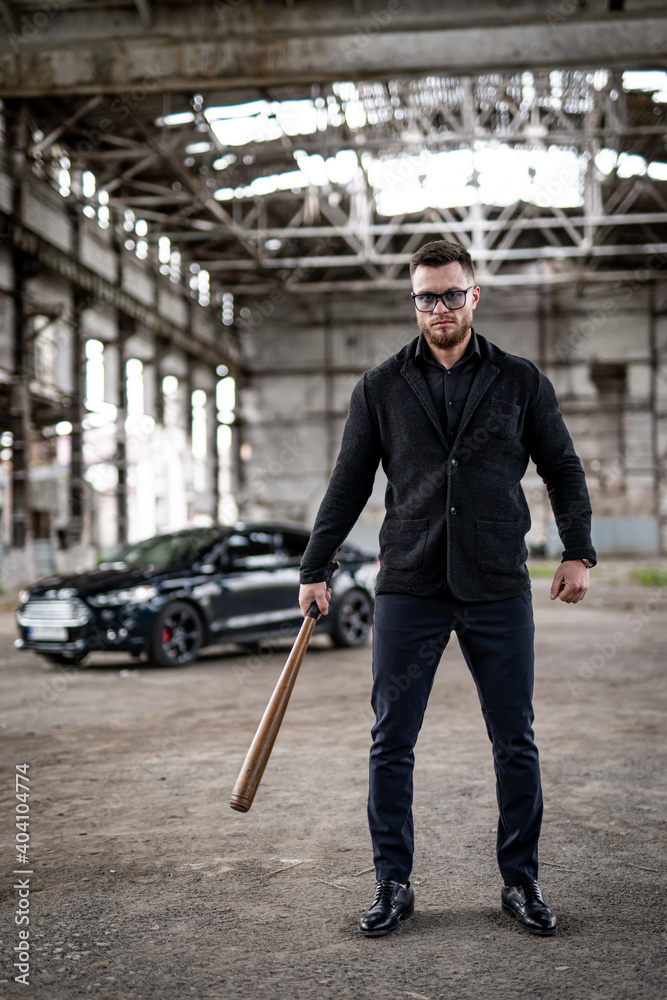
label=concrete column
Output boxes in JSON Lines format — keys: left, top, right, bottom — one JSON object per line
{"left": 68, "top": 287, "right": 86, "bottom": 546}
{"left": 153, "top": 329, "right": 166, "bottom": 426}
{"left": 649, "top": 283, "right": 666, "bottom": 554}
{"left": 207, "top": 388, "right": 219, "bottom": 523}
{"left": 9, "top": 257, "right": 30, "bottom": 553}
{"left": 7, "top": 100, "right": 35, "bottom": 584}
{"left": 116, "top": 315, "right": 131, "bottom": 547}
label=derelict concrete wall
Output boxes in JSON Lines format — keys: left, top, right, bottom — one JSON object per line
{"left": 236, "top": 280, "right": 667, "bottom": 555}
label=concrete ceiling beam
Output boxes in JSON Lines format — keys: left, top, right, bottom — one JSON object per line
{"left": 0, "top": 8, "right": 666, "bottom": 96}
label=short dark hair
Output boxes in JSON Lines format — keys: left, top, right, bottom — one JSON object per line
{"left": 409, "top": 240, "right": 475, "bottom": 283}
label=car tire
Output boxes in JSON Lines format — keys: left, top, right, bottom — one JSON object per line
{"left": 329, "top": 589, "right": 373, "bottom": 648}
{"left": 148, "top": 601, "right": 203, "bottom": 667}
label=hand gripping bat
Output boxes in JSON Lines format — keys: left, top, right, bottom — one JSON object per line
{"left": 230, "top": 559, "right": 339, "bottom": 813}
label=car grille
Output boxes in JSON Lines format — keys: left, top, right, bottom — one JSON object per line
{"left": 18, "top": 598, "right": 91, "bottom": 627}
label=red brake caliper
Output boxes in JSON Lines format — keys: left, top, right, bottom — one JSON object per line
{"left": 162, "top": 627, "right": 172, "bottom": 644}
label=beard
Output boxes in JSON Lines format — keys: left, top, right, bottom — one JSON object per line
{"left": 418, "top": 317, "right": 470, "bottom": 352}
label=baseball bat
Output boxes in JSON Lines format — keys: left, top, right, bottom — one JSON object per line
{"left": 230, "top": 561, "right": 339, "bottom": 813}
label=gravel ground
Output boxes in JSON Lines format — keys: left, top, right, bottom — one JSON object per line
{"left": 0, "top": 560, "right": 665, "bottom": 1000}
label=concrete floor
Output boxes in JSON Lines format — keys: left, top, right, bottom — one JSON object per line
{"left": 0, "top": 561, "right": 665, "bottom": 999}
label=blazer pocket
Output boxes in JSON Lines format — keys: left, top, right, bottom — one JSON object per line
{"left": 379, "top": 517, "right": 428, "bottom": 571}
{"left": 486, "top": 397, "right": 521, "bottom": 438}
{"left": 476, "top": 520, "right": 528, "bottom": 574}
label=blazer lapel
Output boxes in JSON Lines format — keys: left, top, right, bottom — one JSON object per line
{"left": 400, "top": 359, "right": 449, "bottom": 450}
{"left": 455, "top": 358, "right": 500, "bottom": 443}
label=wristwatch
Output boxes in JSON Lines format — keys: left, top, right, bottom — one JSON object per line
{"left": 580, "top": 558, "right": 594, "bottom": 569}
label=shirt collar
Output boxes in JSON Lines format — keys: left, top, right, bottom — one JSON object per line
{"left": 416, "top": 328, "right": 481, "bottom": 368}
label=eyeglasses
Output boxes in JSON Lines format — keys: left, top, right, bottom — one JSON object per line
{"left": 411, "top": 287, "right": 475, "bottom": 312}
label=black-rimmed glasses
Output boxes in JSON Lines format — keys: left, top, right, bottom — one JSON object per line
{"left": 411, "top": 287, "right": 474, "bottom": 312}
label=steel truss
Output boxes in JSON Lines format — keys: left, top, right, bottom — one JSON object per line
{"left": 198, "top": 70, "right": 667, "bottom": 294}
{"left": 6, "top": 66, "right": 667, "bottom": 304}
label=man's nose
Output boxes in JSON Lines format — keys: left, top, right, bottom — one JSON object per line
{"left": 433, "top": 296, "right": 451, "bottom": 313}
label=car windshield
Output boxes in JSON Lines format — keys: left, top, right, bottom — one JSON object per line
{"left": 102, "top": 529, "right": 226, "bottom": 569}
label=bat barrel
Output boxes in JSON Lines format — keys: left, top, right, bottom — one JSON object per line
{"left": 229, "top": 614, "right": 318, "bottom": 812}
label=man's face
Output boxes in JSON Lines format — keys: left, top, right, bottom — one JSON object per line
{"left": 412, "top": 262, "right": 480, "bottom": 352}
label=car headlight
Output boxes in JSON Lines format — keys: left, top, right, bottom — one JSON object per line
{"left": 89, "top": 585, "right": 158, "bottom": 607}
{"left": 18, "top": 589, "right": 31, "bottom": 605}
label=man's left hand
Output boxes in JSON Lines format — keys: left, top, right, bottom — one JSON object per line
{"left": 550, "top": 560, "right": 590, "bottom": 604}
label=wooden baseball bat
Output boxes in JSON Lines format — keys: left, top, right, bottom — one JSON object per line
{"left": 230, "top": 562, "right": 339, "bottom": 813}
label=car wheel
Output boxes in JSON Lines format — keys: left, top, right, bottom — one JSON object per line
{"left": 148, "top": 601, "right": 203, "bottom": 667}
{"left": 329, "top": 589, "right": 373, "bottom": 648}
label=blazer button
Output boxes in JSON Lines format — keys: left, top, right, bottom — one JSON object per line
{"left": 451, "top": 458, "right": 458, "bottom": 466}
{"left": 450, "top": 507, "right": 457, "bottom": 515}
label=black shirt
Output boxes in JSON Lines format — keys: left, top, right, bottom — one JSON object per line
{"left": 415, "top": 329, "right": 481, "bottom": 443}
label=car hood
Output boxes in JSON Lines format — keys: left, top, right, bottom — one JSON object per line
{"left": 24, "top": 565, "right": 162, "bottom": 598}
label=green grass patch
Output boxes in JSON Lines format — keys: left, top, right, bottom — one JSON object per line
{"left": 630, "top": 567, "right": 667, "bottom": 587}
{"left": 527, "top": 563, "right": 559, "bottom": 578}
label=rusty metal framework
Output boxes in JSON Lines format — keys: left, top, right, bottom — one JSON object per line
{"left": 0, "top": 0, "right": 666, "bottom": 565}
{"left": 5, "top": 64, "right": 667, "bottom": 311}
{"left": 0, "top": 2, "right": 665, "bottom": 309}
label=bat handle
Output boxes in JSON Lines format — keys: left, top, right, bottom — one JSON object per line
{"left": 304, "top": 558, "right": 340, "bottom": 620}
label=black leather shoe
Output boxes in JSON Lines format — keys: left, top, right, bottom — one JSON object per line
{"left": 359, "top": 879, "right": 414, "bottom": 936}
{"left": 501, "top": 881, "right": 558, "bottom": 936}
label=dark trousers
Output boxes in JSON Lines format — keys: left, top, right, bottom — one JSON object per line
{"left": 369, "top": 590, "right": 542, "bottom": 886}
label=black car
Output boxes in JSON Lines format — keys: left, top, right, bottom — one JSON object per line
{"left": 15, "top": 523, "right": 378, "bottom": 667}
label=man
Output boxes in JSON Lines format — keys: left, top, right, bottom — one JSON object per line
{"left": 299, "top": 240, "right": 596, "bottom": 938}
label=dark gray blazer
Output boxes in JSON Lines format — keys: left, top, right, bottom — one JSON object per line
{"left": 300, "top": 332, "right": 596, "bottom": 601}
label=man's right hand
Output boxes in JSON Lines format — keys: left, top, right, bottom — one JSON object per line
{"left": 299, "top": 582, "right": 331, "bottom": 618}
